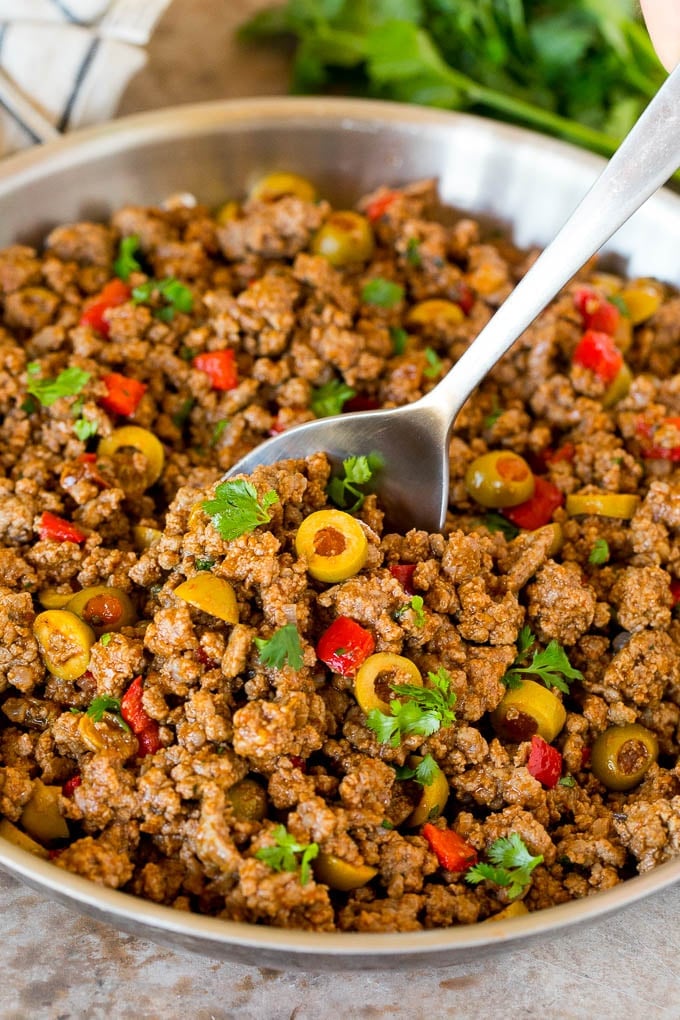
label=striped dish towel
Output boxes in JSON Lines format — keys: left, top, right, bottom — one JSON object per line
{"left": 0, "top": 0, "right": 171, "bottom": 154}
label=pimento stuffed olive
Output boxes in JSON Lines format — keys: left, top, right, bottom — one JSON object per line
{"left": 295, "top": 509, "right": 368, "bottom": 583}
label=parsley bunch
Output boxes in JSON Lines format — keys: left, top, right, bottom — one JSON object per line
{"left": 366, "top": 667, "right": 456, "bottom": 748}
{"left": 254, "top": 623, "right": 304, "bottom": 670}
{"left": 465, "top": 833, "right": 543, "bottom": 899}
{"left": 255, "top": 824, "right": 319, "bottom": 885}
{"left": 502, "top": 626, "right": 583, "bottom": 694}
{"left": 202, "top": 480, "right": 279, "bottom": 541}
{"left": 240, "top": 1, "right": 668, "bottom": 171}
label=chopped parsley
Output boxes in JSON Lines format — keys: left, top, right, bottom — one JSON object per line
{"left": 195, "top": 557, "right": 215, "bottom": 571}
{"left": 366, "top": 667, "right": 457, "bottom": 748}
{"left": 202, "top": 479, "right": 279, "bottom": 541}
{"left": 172, "top": 397, "right": 195, "bottom": 428}
{"left": 389, "top": 326, "right": 408, "bottom": 355}
{"left": 310, "top": 379, "right": 356, "bottom": 418}
{"left": 253, "top": 623, "right": 304, "bottom": 670}
{"left": 132, "top": 277, "right": 193, "bottom": 322}
{"left": 327, "top": 453, "right": 380, "bottom": 512}
{"left": 73, "top": 417, "right": 98, "bottom": 441}
{"left": 473, "top": 512, "right": 519, "bottom": 540}
{"left": 26, "top": 364, "right": 90, "bottom": 407}
{"left": 484, "top": 397, "right": 503, "bottom": 429}
{"left": 465, "top": 833, "right": 543, "bottom": 900}
{"left": 405, "top": 237, "right": 422, "bottom": 267}
{"left": 588, "top": 537, "right": 610, "bottom": 565}
{"left": 423, "top": 346, "right": 444, "bottom": 379}
{"left": 502, "top": 626, "right": 583, "bottom": 694}
{"left": 394, "top": 753, "right": 438, "bottom": 786}
{"left": 609, "top": 293, "right": 630, "bottom": 317}
{"left": 210, "top": 419, "right": 229, "bottom": 446}
{"left": 99, "top": 633, "right": 112, "bottom": 647}
{"left": 254, "top": 824, "right": 319, "bottom": 885}
{"left": 395, "top": 594, "right": 425, "bottom": 628}
{"left": 558, "top": 776, "right": 576, "bottom": 788}
{"left": 361, "top": 277, "right": 404, "bottom": 308}
{"left": 84, "top": 695, "right": 130, "bottom": 732}
{"left": 113, "top": 234, "right": 142, "bottom": 281}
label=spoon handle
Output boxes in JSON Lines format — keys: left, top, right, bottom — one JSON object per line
{"left": 423, "top": 60, "right": 680, "bottom": 422}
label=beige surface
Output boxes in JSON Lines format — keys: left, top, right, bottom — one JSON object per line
{"left": 2, "top": 1, "right": 680, "bottom": 1016}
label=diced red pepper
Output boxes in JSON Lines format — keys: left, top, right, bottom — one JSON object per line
{"left": 581, "top": 745, "right": 591, "bottom": 767}
{"left": 670, "top": 579, "right": 680, "bottom": 606}
{"left": 48, "top": 848, "right": 64, "bottom": 860}
{"left": 62, "top": 774, "right": 82, "bottom": 797}
{"left": 121, "top": 676, "right": 161, "bottom": 757}
{"left": 573, "top": 287, "right": 620, "bottom": 335}
{"left": 192, "top": 349, "right": 238, "bottom": 391}
{"left": 544, "top": 442, "right": 575, "bottom": 465}
{"left": 79, "top": 278, "right": 131, "bottom": 337}
{"left": 196, "top": 647, "right": 220, "bottom": 670}
{"left": 316, "top": 616, "right": 375, "bottom": 677}
{"left": 99, "top": 372, "right": 147, "bottom": 417}
{"left": 343, "top": 395, "right": 381, "bottom": 412}
{"left": 572, "top": 329, "right": 623, "bottom": 384}
{"left": 502, "top": 476, "right": 565, "bottom": 530}
{"left": 77, "top": 453, "right": 97, "bottom": 463}
{"left": 636, "top": 416, "right": 680, "bottom": 461}
{"left": 365, "top": 190, "right": 400, "bottom": 223}
{"left": 389, "top": 563, "right": 417, "bottom": 595}
{"left": 39, "top": 511, "right": 87, "bottom": 544}
{"left": 451, "top": 280, "right": 475, "bottom": 316}
{"left": 289, "top": 755, "right": 307, "bottom": 773}
{"left": 527, "top": 734, "right": 563, "bottom": 788}
{"left": 422, "top": 823, "right": 478, "bottom": 873}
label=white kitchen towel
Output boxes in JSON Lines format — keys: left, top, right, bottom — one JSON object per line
{"left": 0, "top": 0, "right": 171, "bottom": 156}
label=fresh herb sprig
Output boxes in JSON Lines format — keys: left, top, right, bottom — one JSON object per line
{"left": 361, "top": 277, "right": 404, "bottom": 308}
{"left": 254, "top": 623, "right": 304, "bottom": 670}
{"left": 588, "top": 537, "right": 610, "bottom": 565}
{"left": 394, "top": 753, "right": 438, "bottom": 786}
{"left": 366, "top": 667, "right": 456, "bottom": 747}
{"left": 327, "top": 453, "right": 381, "bottom": 512}
{"left": 79, "top": 695, "right": 130, "bottom": 732}
{"left": 255, "top": 824, "right": 319, "bottom": 885}
{"left": 465, "top": 833, "right": 543, "bottom": 900}
{"left": 395, "top": 594, "right": 425, "bottom": 628}
{"left": 202, "top": 479, "right": 279, "bottom": 541}
{"left": 502, "top": 626, "right": 583, "bottom": 694}
{"left": 132, "top": 277, "right": 193, "bottom": 322}
{"left": 114, "top": 235, "right": 142, "bottom": 281}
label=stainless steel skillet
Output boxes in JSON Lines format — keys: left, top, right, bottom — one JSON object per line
{"left": 1, "top": 97, "right": 680, "bottom": 969}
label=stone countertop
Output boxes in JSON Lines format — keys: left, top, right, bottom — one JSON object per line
{"left": 2, "top": 1, "right": 680, "bottom": 1015}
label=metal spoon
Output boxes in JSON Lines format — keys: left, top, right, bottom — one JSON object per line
{"left": 225, "top": 63, "right": 680, "bottom": 533}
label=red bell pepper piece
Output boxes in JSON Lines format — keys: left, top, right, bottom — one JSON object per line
{"left": 422, "top": 823, "right": 478, "bottom": 872}
{"left": 62, "top": 774, "right": 82, "bottom": 797}
{"left": 192, "top": 349, "right": 238, "bottom": 391}
{"left": 389, "top": 563, "right": 417, "bottom": 595}
{"left": 670, "top": 579, "right": 680, "bottom": 606}
{"left": 316, "top": 616, "right": 375, "bottom": 677}
{"left": 39, "top": 511, "right": 87, "bottom": 544}
{"left": 527, "top": 734, "right": 563, "bottom": 788}
{"left": 79, "top": 278, "right": 131, "bottom": 337}
{"left": 365, "top": 190, "right": 400, "bottom": 223}
{"left": 121, "top": 676, "right": 161, "bottom": 757}
{"left": 573, "top": 287, "right": 620, "bottom": 335}
{"left": 572, "top": 329, "right": 623, "bottom": 384}
{"left": 99, "top": 372, "right": 147, "bottom": 416}
{"left": 636, "top": 416, "right": 680, "bottom": 461}
{"left": 544, "top": 442, "right": 575, "bottom": 465}
{"left": 77, "top": 453, "right": 97, "bottom": 463}
{"left": 289, "top": 755, "right": 307, "bottom": 773}
{"left": 502, "top": 476, "right": 564, "bottom": 530}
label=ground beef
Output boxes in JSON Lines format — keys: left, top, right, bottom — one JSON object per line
{"left": 1, "top": 175, "right": 680, "bottom": 936}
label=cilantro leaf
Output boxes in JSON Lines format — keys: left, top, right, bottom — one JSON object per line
{"left": 502, "top": 627, "right": 582, "bottom": 694}
{"left": 253, "top": 623, "right": 304, "bottom": 670}
{"left": 588, "top": 537, "right": 610, "bottom": 565}
{"left": 85, "top": 695, "right": 130, "bottom": 732}
{"left": 394, "top": 753, "right": 439, "bottom": 786}
{"left": 361, "top": 277, "right": 404, "bottom": 308}
{"left": 172, "top": 397, "right": 195, "bottom": 428}
{"left": 327, "top": 453, "right": 379, "bottom": 512}
{"left": 114, "top": 234, "right": 142, "bottom": 281}
{"left": 132, "top": 277, "right": 193, "bottom": 321}
{"left": 474, "top": 512, "right": 519, "bottom": 540}
{"left": 195, "top": 557, "right": 215, "bottom": 571}
{"left": 210, "top": 419, "right": 229, "bottom": 446}
{"left": 405, "top": 237, "right": 422, "bottom": 266}
{"left": 366, "top": 667, "right": 456, "bottom": 747}
{"left": 389, "top": 326, "right": 408, "bottom": 355}
{"left": 202, "top": 479, "right": 279, "bottom": 541}
{"left": 484, "top": 397, "right": 503, "bottom": 429}
{"left": 254, "top": 824, "right": 319, "bottom": 885}
{"left": 99, "top": 633, "right": 112, "bottom": 647}
{"left": 395, "top": 594, "right": 425, "bottom": 627}
{"left": 423, "top": 346, "right": 444, "bottom": 380}
{"left": 73, "top": 417, "right": 98, "bottom": 441}
{"left": 26, "top": 365, "right": 90, "bottom": 407}
{"left": 465, "top": 833, "right": 543, "bottom": 899}
{"left": 310, "top": 378, "right": 356, "bottom": 417}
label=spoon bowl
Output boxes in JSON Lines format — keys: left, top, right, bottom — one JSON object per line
{"left": 226, "top": 62, "right": 680, "bottom": 531}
